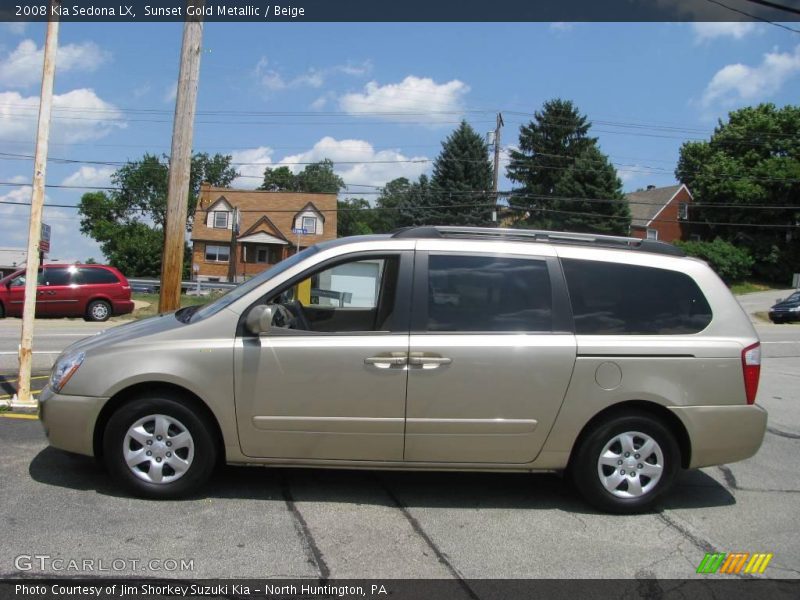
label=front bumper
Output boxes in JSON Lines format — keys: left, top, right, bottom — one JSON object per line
{"left": 669, "top": 404, "right": 768, "bottom": 469}
{"left": 38, "top": 385, "right": 107, "bottom": 457}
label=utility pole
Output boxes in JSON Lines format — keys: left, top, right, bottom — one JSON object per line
{"left": 227, "top": 206, "right": 239, "bottom": 283}
{"left": 492, "top": 112, "right": 504, "bottom": 225}
{"left": 14, "top": 0, "right": 60, "bottom": 407}
{"left": 159, "top": 2, "right": 204, "bottom": 312}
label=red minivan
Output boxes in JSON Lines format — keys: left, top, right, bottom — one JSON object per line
{"left": 0, "top": 264, "right": 134, "bottom": 322}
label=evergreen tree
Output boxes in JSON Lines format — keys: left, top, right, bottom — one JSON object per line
{"left": 507, "top": 99, "right": 630, "bottom": 234}
{"left": 422, "top": 120, "right": 494, "bottom": 226}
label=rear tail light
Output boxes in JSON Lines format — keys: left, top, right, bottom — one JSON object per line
{"left": 741, "top": 342, "right": 761, "bottom": 405}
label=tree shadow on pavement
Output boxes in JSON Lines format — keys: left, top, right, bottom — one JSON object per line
{"left": 29, "top": 447, "right": 735, "bottom": 514}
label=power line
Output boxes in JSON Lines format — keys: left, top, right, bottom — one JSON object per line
{"left": 702, "top": 0, "right": 800, "bottom": 34}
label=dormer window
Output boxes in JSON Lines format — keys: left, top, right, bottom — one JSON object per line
{"left": 213, "top": 211, "right": 229, "bottom": 229}
{"left": 302, "top": 216, "right": 317, "bottom": 234}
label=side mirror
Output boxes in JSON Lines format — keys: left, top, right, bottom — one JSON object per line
{"left": 777, "top": 298, "right": 783, "bottom": 303}
{"left": 245, "top": 305, "right": 273, "bottom": 335}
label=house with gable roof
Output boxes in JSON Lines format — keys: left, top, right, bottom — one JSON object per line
{"left": 190, "top": 184, "right": 337, "bottom": 282}
{"left": 624, "top": 183, "right": 694, "bottom": 243}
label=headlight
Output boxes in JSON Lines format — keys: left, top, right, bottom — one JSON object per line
{"left": 49, "top": 352, "right": 85, "bottom": 393}
{"left": 790, "top": 306, "right": 800, "bottom": 312}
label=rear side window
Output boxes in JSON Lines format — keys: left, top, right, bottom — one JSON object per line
{"left": 78, "top": 268, "right": 120, "bottom": 284}
{"left": 561, "top": 259, "right": 712, "bottom": 335}
{"left": 43, "top": 269, "right": 73, "bottom": 286}
{"left": 426, "top": 255, "right": 552, "bottom": 332}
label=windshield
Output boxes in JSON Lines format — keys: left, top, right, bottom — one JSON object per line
{"left": 189, "top": 245, "right": 320, "bottom": 323}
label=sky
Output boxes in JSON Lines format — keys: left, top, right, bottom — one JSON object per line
{"left": 1, "top": 20, "right": 799, "bottom": 262}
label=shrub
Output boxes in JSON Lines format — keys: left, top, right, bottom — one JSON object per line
{"left": 674, "top": 238, "right": 754, "bottom": 283}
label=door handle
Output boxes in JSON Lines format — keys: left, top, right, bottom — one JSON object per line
{"left": 408, "top": 354, "right": 452, "bottom": 369}
{"left": 364, "top": 353, "right": 408, "bottom": 369}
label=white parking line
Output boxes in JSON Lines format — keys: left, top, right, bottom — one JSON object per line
{"left": 762, "top": 341, "right": 800, "bottom": 344}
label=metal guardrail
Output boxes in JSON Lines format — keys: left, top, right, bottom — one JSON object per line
{"left": 127, "top": 278, "right": 237, "bottom": 293}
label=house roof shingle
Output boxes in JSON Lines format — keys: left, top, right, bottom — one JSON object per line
{"left": 625, "top": 184, "right": 683, "bottom": 228}
{"left": 191, "top": 186, "right": 337, "bottom": 245}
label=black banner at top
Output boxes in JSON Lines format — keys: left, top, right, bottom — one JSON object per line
{"left": 1, "top": 0, "right": 800, "bottom": 23}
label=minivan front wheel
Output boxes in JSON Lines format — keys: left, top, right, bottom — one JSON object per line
{"left": 86, "top": 299, "right": 111, "bottom": 322}
{"left": 571, "top": 412, "right": 680, "bottom": 513}
{"left": 103, "top": 397, "right": 216, "bottom": 499}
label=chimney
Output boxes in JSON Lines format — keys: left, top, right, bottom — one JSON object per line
{"left": 646, "top": 184, "right": 656, "bottom": 191}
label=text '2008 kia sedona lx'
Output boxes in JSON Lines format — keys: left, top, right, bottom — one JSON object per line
{"left": 39, "top": 227, "right": 767, "bottom": 513}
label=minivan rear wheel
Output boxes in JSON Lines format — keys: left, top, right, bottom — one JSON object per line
{"left": 570, "top": 412, "right": 680, "bottom": 514}
{"left": 86, "top": 299, "right": 111, "bottom": 322}
{"left": 103, "top": 397, "right": 216, "bottom": 499}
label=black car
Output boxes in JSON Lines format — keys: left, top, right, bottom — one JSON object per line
{"left": 769, "top": 291, "right": 800, "bottom": 324}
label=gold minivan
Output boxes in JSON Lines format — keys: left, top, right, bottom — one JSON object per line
{"left": 39, "top": 227, "right": 767, "bottom": 513}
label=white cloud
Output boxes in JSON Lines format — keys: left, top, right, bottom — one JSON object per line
{"left": 61, "top": 166, "right": 115, "bottom": 189}
{"left": 310, "top": 95, "right": 328, "bottom": 110}
{"left": 278, "top": 136, "right": 430, "bottom": 190}
{"left": 163, "top": 82, "right": 177, "bottom": 103}
{"left": 254, "top": 57, "right": 323, "bottom": 92}
{"left": 339, "top": 76, "right": 470, "bottom": 123}
{"left": 701, "top": 44, "right": 800, "bottom": 107}
{"left": 0, "top": 39, "right": 110, "bottom": 88}
{"left": 692, "top": 22, "right": 757, "bottom": 43}
{"left": 0, "top": 184, "right": 102, "bottom": 260}
{"left": 2, "top": 23, "right": 27, "bottom": 35}
{"left": 254, "top": 57, "right": 371, "bottom": 93}
{"left": 0, "top": 88, "right": 125, "bottom": 143}
{"left": 229, "top": 146, "right": 274, "bottom": 189}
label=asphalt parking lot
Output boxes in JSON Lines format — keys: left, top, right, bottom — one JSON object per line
{"left": 1, "top": 301, "right": 799, "bottom": 580}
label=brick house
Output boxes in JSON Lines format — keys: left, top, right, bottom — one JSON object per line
{"left": 625, "top": 184, "right": 693, "bottom": 243}
{"left": 191, "top": 185, "right": 338, "bottom": 282}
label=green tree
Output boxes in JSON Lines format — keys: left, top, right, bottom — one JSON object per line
{"left": 423, "top": 120, "right": 494, "bottom": 226}
{"left": 337, "top": 198, "right": 377, "bottom": 237}
{"left": 676, "top": 103, "right": 800, "bottom": 282}
{"left": 259, "top": 166, "right": 298, "bottom": 191}
{"left": 78, "top": 153, "right": 238, "bottom": 277}
{"left": 296, "top": 159, "right": 345, "bottom": 193}
{"left": 507, "top": 99, "right": 630, "bottom": 234}
{"left": 259, "top": 159, "right": 345, "bottom": 194}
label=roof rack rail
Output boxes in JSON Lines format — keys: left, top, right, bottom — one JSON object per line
{"left": 391, "top": 226, "right": 685, "bottom": 257}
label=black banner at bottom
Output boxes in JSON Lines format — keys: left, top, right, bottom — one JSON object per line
{"left": 2, "top": 579, "right": 800, "bottom": 600}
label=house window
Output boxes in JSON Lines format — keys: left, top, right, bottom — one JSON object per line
{"left": 205, "top": 244, "right": 230, "bottom": 262}
{"left": 302, "top": 216, "right": 317, "bottom": 234}
{"left": 213, "top": 211, "right": 229, "bottom": 229}
{"left": 646, "top": 229, "right": 658, "bottom": 240}
{"left": 256, "top": 248, "right": 268, "bottom": 263}
{"left": 678, "top": 202, "right": 688, "bottom": 220}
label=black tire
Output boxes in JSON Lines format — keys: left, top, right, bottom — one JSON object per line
{"left": 570, "top": 411, "right": 680, "bottom": 514}
{"left": 86, "top": 299, "right": 111, "bottom": 322}
{"left": 0, "top": 302, "right": 4, "bottom": 318}
{"left": 103, "top": 396, "right": 217, "bottom": 499}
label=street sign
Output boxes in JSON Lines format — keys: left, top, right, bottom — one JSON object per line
{"left": 39, "top": 223, "right": 51, "bottom": 254}
{"left": 291, "top": 227, "right": 309, "bottom": 235}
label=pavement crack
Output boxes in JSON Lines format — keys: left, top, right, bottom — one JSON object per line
{"left": 656, "top": 512, "right": 716, "bottom": 555}
{"left": 280, "top": 473, "right": 330, "bottom": 580}
{"left": 376, "top": 476, "right": 481, "bottom": 600}
{"left": 717, "top": 465, "right": 738, "bottom": 490}
{"left": 767, "top": 427, "right": 800, "bottom": 440}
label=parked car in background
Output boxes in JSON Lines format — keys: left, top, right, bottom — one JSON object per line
{"left": 0, "top": 264, "right": 134, "bottom": 322}
{"left": 769, "top": 291, "right": 800, "bottom": 324}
